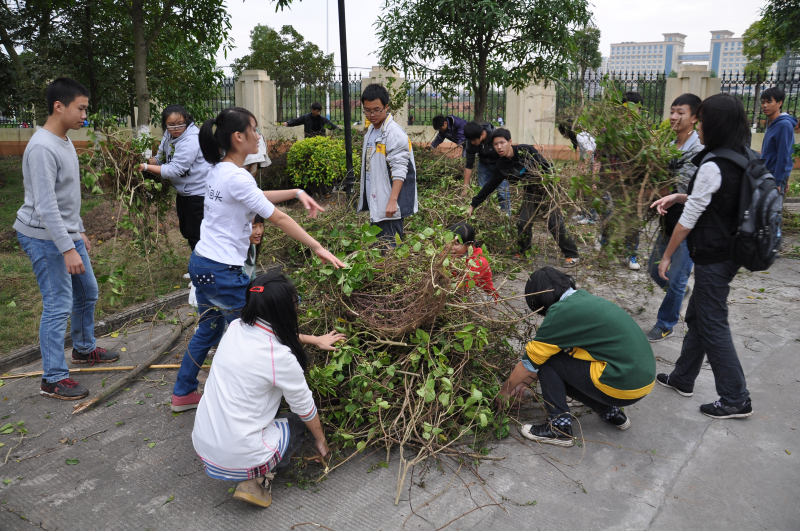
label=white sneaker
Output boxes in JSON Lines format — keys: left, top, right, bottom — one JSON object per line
{"left": 183, "top": 272, "right": 191, "bottom": 279}
{"left": 628, "top": 256, "right": 640, "bottom": 270}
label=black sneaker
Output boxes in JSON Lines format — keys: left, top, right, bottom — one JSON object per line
{"left": 656, "top": 373, "right": 693, "bottom": 397}
{"left": 40, "top": 378, "right": 89, "bottom": 400}
{"left": 646, "top": 325, "right": 674, "bottom": 342}
{"left": 604, "top": 410, "right": 631, "bottom": 430}
{"left": 520, "top": 422, "right": 574, "bottom": 447}
{"left": 72, "top": 346, "right": 120, "bottom": 366}
{"left": 700, "top": 398, "right": 753, "bottom": 419}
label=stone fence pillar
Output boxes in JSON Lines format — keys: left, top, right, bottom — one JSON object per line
{"left": 362, "top": 66, "right": 408, "bottom": 128}
{"left": 235, "top": 70, "right": 301, "bottom": 140}
{"left": 505, "top": 82, "right": 558, "bottom": 147}
{"left": 663, "top": 66, "right": 722, "bottom": 121}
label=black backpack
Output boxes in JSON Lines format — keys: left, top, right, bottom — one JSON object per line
{"left": 703, "top": 148, "right": 783, "bottom": 272}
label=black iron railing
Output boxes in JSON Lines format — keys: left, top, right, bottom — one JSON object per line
{"left": 406, "top": 83, "right": 506, "bottom": 125}
{"left": 556, "top": 70, "right": 667, "bottom": 126}
{"left": 277, "top": 71, "right": 362, "bottom": 125}
{"left": 206, "top": 77, "right": 236, "bottom": 119}
{"left": 720, "top": 71, "right": 800, "bottom": 133}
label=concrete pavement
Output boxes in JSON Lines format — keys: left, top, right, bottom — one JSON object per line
{"left": 1, "top": 254, "right": 798, "bottom": 530}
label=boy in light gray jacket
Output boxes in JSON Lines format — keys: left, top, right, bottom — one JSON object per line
{"left": 14, "top": 78, "right": 119, "bottom": 400}
{"left": 357, "top": 84, "right": 418, "bottom": 242}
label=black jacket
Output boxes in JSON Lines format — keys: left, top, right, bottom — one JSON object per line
{"left": 286, "top": 113, "right": 339, "bottom": 136}
{"left": 685, "top": 148, "right": 745, "bottom": 265}
{"left": 464, "top": 123, "right": 500, "bottom": 170}
{"left": 471, "top": 145, "right": 551, "bottom": 208}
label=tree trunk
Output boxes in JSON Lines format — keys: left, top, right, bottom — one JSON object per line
{"left": 473, "top": 53, "right": 489, "bottom": 122}
{"left": 84, "top": 3, "right": 100, "bottom": 115}
{"left": 131, "top": 0, "right": 150, "bottom": 132}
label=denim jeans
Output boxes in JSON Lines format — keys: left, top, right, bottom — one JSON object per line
{"left": 647, "top": 234, "right": 694, "bottom": 331}
{"left": 16, "top": 232, "right": 98, "bottom": 383}
{"left": 668, "top": 260, "right": 749, "bottom": 405}
{"left": 537, "top": 352, "right": 642, "bottom": 417}
{"left": 476, "top": 160, "right": 510, "bottom": 213}
{"left": 173, "top": 251, "right": 250, "bottom": 397}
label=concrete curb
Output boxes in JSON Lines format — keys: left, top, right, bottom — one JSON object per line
{"left": 0, "top": 289, "right": 191, "bottom": 375}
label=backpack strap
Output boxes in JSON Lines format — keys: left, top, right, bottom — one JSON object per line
{"left": 702, "top": 148, "right": 752, "bottom": 170}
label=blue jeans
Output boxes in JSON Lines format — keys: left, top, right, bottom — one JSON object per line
{"left": 16, "top": 232, "right": 98, "bottom": 383}
{"left": 647, "top": 234, "right": 693, "bottom": 331}
{"left": 477, "top": 161, "right": 510, "bottom": 213}
{"left": 173, "top": 251, "right": 250, "bottom": 397}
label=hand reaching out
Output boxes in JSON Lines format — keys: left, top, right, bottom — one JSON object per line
{"left": 651, "top": 194, "right": 678, "bottom": 216}
{"left": 298, "top": 193, "right": 325, "bottom": 219}
{"left": 315, "top": 247, "right": 345, "bottom": 268}
{"left": 313, "top": 330, "right": 347, "bottom": 351}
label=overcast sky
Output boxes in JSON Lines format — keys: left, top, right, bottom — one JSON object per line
{"left": 217, "top": 0, "right": 768, "bottom": 75}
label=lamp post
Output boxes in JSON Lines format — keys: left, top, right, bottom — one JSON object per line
{"left": 338, "top": 0, "right": 355, "bottom": 196}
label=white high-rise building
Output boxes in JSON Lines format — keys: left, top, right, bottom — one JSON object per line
{"left": 608, "top": 33, "right": 685, "bottom": 74}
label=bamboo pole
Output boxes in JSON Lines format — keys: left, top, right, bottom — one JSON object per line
{"left": 72, "top": 314, "right": 196, "bottom": 414}
{"left": 1, "top": 364, "right": 207, "bottom": 381}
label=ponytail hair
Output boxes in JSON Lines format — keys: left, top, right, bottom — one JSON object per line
{"left": 199, "top": 107, "right": 257, "bottom": 164}
{"left": 241, "top": 271, "right": 308, "bottom": 371}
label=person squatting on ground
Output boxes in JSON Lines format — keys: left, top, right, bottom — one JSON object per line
{"left": 651, "top": 93, "right": 754, "bottom": 419}
{"left": 192, "top": 272, "right": 346, "bottom": 508}
{"left": 759, "top": 87, "right": 797, "bottom": 195}
{"left": 461, "top": 121, "right": 510, "bottom": 214}
{"left": 430, "top": 114, "right": 467, "bottom": 156}
{"left": 644, "top": 93, "right": 704, "bottom": 343}
{"left": 466, "top": 128, "right": 581, "bottom": 267}
{"left": 137, "top": 105, "right": 212, "bottom": 253}
{"left": 495, "top": 267, "right": 656, "bottom": 446}
{"left": 447, "top": 222, "right": 498, "bottom": 298}
{"left": 357, "top": 84, "right": 419, "bottom": 244}
{"left": 14, "top": 78, "right": 120, "bottom": 400}
{"left": 171, "top": 106, "right": 344, "bottom": 412}
{"left": 281, "top": 102, "right": 339, "bottom": 137}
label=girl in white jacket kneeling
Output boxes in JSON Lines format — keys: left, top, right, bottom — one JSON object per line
{"left": 192, "top": 271, "right": 344, "bottom": 508}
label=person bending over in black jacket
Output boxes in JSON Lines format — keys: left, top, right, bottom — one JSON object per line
{"left": 651, "top": 93, "right": 753, "bottom": 420}
{"left": 282, "top": 102, "right": 339, "bottom": 137}
{"left": 466, "top": 128, "right": 580, "bottom": 267}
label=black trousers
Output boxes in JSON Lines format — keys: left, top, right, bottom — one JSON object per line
{"left": 176, "top": 194, "right": 205, "bottom": 250}
{"left": 669, "top": 260, "right": 749, "bottom": 405}
{"left": 517, "top": 194, "right": 579, "bottom": 258}
{"left": 372, "top": 218, "right": 404, "bottom": 247}
{"left": 538, "top": 352, "right": 642, "bottom": 417}
{"left": 274, "top": 412, "right": 308, "bottom": 469}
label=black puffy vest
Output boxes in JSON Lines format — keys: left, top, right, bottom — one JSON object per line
{"left": 685, "top": 149, "right": 745, "bottom": 265}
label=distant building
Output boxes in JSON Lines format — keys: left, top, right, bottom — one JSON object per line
{"left": 609, "top": 30, "right": 792, "bottom": 76}
{"left": 608, "top": 33, "right": 686, "bottom": 74}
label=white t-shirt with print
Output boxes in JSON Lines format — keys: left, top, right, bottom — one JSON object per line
{"left": 195, "top": 162, "right": 275, "bottom": 266}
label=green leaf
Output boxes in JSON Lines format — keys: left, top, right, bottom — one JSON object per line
{"left": 438, "top": 393, "right": 450, "bottom": 407}
{"left": 106, "top": 401, "right": 116, "bottom": 407}
{"left": 356, "top": 441, "right": 367, "bottom": 452}
{"left": 148, "top": 442, "right": 156, "bottom": 449}
{"left": 6, "top": 301, "right": 15, "bottom": 308}
{"left": 2, "top": 479, "right": 10, "bottom": 484}
{"left": 65, "top": 459, "right": 80, "bottom": 465}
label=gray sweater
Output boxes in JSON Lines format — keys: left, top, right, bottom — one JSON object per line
{"left": 154, "top": 123, "right": 211, "bottom": 197}
{"left": 14, "top": 128, "right": 86, "bottom": 253}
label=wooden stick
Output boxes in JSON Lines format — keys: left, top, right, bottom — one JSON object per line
{"left": 1, "top": 364, "right": 207, "bottom": 380}
{"left": 72, "top": 314, "right": 196, "bottom": 414}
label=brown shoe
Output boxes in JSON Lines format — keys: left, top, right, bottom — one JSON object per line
{"left": 233, "top": 474, "right": 274, "bottom": 508}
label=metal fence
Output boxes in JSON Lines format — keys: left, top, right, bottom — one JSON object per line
{"left": 720, "top": 71, "right": 800, "bottom": 133}
{"left": 0, "top": 105, "right": 35, "bottom": 128}
{"left": 277, "top": 71, "right": 363, "bottom": 125}
{"left": 406, "top": 83, "right": 506, "bottom": 125}
{"left": 555, "top": 71, "right": 667, "bottom": 126}
{"left": 206, "top": 77, "right": 236, "bottom": 119}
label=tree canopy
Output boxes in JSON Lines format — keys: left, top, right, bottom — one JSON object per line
{"left": 376, "top": 0, "right": 592, "bottom": 122}
{"left": 573, "top": 26, "right": 602, "bottom": 79}
{"left": 761, "top": 0, "right": 800, "bottom": 52}
{"left": 742, "top": 19, "right": 783, "bottom": 79}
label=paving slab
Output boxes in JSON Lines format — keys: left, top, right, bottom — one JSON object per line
{"left": 0, "top": 253, "right": 798, "bottom": 530}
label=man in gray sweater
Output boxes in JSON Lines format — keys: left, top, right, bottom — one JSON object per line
{"left": 14, "top": 78, "right": 119, "bottom": 400}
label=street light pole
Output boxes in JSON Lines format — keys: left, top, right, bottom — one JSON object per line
{"left": 338, "top": 0, "right": 355, "bottom": 196}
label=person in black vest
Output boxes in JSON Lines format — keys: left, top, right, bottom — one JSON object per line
{"left": 650, "top": 93, "right": 752, "bottom": 419}
{"left": 282, "top": 102, "right": 339, "bottom": 137}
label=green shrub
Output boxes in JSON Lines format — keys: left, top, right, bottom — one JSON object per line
{"left": 286, "top": 136, "right": 360, "bottom": 189}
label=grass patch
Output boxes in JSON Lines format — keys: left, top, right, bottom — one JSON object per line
{"left": 0, "top": 156, "right": 190, "bottom": 356}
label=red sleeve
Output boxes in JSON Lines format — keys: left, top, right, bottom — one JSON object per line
{"left": 468, "top": 255, "right": 497, "bottom": 296}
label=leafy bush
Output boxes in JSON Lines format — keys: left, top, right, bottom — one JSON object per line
{"left": 286, "top": 135, "right": 360, "bottom": 189}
